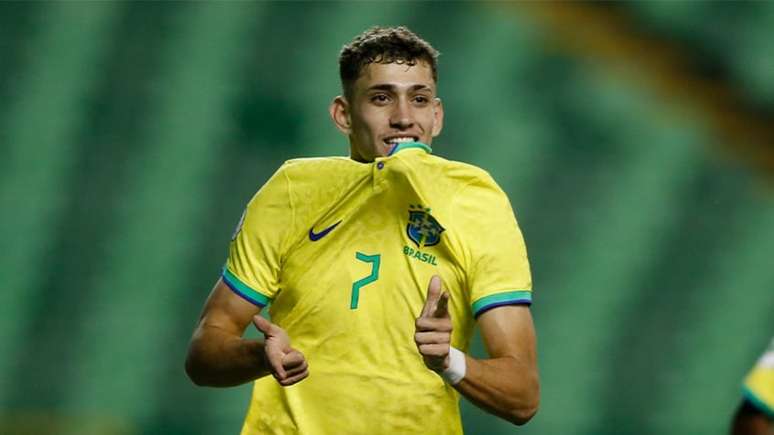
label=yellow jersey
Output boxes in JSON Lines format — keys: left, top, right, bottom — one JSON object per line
{"left": 743, "top": 338, "right": 774, "bottom": 418}
{"left": 223, "top": 143, "right": 532, "bottom": 434}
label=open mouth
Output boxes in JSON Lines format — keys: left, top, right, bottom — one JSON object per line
{"left": 383, "top": 136, "right": 419, "bottom": 146}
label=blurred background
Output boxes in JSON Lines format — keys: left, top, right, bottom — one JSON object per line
{"left": 1, "top": 1, "right": 773, "bottom": 434}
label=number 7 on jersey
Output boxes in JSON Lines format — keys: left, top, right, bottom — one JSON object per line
{"left": 351, "top": 252, "right": 380, "bottom": 309}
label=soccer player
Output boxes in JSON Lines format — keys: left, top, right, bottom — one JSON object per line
{"left": 731, "top": 338, "right": 774, "bottom": 435}
{"left": 185, "top": 26, "right": 539, "bottom": 434}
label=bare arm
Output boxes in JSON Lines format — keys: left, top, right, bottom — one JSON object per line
{"left": 185, "top": 279, "right": 308, "bottom": 387}
{"left": 414, "top": 276, "right": 538, "bottom": 425}
{"left": 455, "top": 305, "right": 539, "bottom": 425}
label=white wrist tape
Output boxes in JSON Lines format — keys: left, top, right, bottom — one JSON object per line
{"left": 442, "top": 346, "right": 466, "bottom": 385}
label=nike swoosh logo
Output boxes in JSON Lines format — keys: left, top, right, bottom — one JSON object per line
{"left": 309, "top": 220, "right": 342, "bottom": 241}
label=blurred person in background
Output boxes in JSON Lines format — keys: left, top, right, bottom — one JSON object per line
{"left": 185, "top": 26, "right": 538, "bottom": 434}
{"left": 732, "top": 338, "right": 774, "bottom": 435}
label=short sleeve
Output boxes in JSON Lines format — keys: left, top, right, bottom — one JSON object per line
{"left": 452, "top": 173, "right": 532, "bottom": 319}
{"left": 743, "top": 338, "right": 774, "bottom": 418}
{"left": 222, "top": 165, "right": 293, "bottom": 307}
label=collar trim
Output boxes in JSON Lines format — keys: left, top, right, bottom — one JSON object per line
{"left": 388, "top": 142, "right": 432, "bottom": 156}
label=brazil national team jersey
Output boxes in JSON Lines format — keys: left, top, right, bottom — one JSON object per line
{"left": 223, "top": 143, "right": 532, "bottom": 435}
{"left": 743, "top": 338, "right": 774, "bottom": 418}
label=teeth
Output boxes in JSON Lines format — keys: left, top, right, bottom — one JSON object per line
{"left": 385, "top": 136, "right": 416, "bottom": 144}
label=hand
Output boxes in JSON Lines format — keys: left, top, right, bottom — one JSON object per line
{"left": 414, "top": 275, "right": 452, "bottom": 372}
{"left": 253, "top": 316, "right": 309, "bottom": 386}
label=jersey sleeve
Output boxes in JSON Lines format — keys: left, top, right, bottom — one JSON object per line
{"left": 743, "top": 338, "right": 774, "bottom": 418}
{"left": 452, "top": 172, "right": 532, "bottom": 319}
{"left": 222, "top": 164, "right": 293, "bottom": 307}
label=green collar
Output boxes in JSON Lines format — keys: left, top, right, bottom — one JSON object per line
{"left": 388, "top": 142, "right": 432, "bottom": 156}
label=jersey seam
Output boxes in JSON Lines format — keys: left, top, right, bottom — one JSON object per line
{"left": 281, "top": 165, "right": 295, "bottom": 264}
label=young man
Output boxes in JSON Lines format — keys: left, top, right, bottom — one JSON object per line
{"left": 731, "top": 338, "right": 774, "bottom": 435}
{"left": 185, "top": 26, "right": 539, "bottom": 434}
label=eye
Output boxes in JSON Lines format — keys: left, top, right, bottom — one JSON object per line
{"left": 370, "top": 94, "right": 390, "bottom": 104}
{"left": 413, "top": 95, "right": 430, "bottom": 105}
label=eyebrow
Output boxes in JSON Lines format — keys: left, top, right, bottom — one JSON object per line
{"left": 367, "top": 83, "right": 432, "bottom": 93}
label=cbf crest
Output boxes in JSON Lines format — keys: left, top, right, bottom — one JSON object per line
{"left": 407, "top": 204, "right": 445, "bottom": 248}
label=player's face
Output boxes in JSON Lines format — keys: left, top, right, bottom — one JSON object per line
{"left": 330, "top": 61, "right": 444, "bottom": 162}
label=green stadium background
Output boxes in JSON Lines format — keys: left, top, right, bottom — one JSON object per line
{"left": 2, "top": 2, "right": 773, "bottom": 434}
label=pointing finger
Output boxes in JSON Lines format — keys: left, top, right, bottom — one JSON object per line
{"left": 253, "top": 315, "right": 276, "bottom": 336}
{"left": 421, "top": 275, "right": 442, "bottom": 317}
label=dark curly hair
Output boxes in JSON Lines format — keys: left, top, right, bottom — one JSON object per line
{"left": 339, "top": 26, "right": 440, "bottom": 99}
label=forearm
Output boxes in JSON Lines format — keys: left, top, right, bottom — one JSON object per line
{"left": 185, "top": 325, "right": 270, "bottom": 387}
{"left": 453, "top": 354, "right": 539, "bottom": 425}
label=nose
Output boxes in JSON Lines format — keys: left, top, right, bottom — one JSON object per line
{"left": 390, "top": 99, "right": 414, "bottom": 130}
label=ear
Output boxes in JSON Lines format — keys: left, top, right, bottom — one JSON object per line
{"left": 431, "top": 97, "right": 444, "bottom": 138}
{"left": 329, "top": 96, "right": 352, "bottom": 135}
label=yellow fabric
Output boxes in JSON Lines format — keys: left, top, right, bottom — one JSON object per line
{"left": 744, "top": 338, "right": 774, "bottom": 417}
{"left": 225, "top": 146, "right": 532, "bottom": 435}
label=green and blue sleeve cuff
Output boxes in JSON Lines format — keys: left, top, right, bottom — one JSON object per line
{"left": 221, "top": 267, "right": 271, "bottom": 307}
{"left": 743, "top": 385, "right": 774, "bottom": 419}
{"left": 472, "top": 290, "right": 532, "bottom": 319}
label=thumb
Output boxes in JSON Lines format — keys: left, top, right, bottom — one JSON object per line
{"left": 433, "top": 291, "right": 449, "bottom": 319}
{"left": 253, "top": 315, "right": 276, "bottom": 336}
{"left": 421, "top": 275, "right": 442, "bottom": 317}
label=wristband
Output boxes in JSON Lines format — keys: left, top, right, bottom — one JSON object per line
{"left": 441, "top": 346, "right": 466, "bottom": 385}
